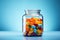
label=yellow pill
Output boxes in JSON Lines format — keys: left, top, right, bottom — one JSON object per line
{"left": 30, "top": 28, "right": 33, "bottom": 31}
{"left": 26, "top": 22, "right": 30, "bottom": 25}
{"left": 29, "top": 30, "right": 33, "bottom": 34}
{"left": 35, "top": 21, "right": 40, "bottom": 24}
{"left": 37, "top": 29, "right": 42, "bottom": 34}
{"left": 28, "top": 33, "right": 31, "bottom": 36}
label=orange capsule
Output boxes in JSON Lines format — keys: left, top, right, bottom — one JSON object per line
{"left": 39, "top": 21, "right": 43, "bottom": 24}
{"left": 26, "top": 18, "right": 31, "bottom": 22}
{"left": 26, "top": 25, "right": 30, "bottom": 32}
{"left": 30, "top": 22, "right": 34, "bottom": 25}
{"left": 35, "top": 21, "right": 39, "bottom": 24}
{"left": 31, "top": 17, "right": 35, "bottom": 21}
{"left": 36, "top": 20, "right": 43, "bottom": 24}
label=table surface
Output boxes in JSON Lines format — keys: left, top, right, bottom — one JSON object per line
{"left": 0, "top": 31, "right": 60, "bottom": 40}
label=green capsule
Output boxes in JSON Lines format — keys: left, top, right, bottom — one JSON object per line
{"left": 28, "top": 25, "right": 31, "bottom": 28}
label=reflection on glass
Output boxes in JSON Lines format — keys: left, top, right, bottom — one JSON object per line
{"left": 24, "top": 37, "right": 43, "bottom": 40}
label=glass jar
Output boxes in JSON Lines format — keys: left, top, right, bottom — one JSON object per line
{"left": 22, "top": 10, "right": 43, "bottom": 37}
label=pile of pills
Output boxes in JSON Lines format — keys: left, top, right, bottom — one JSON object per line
{"left": 24, "top": 17, "right": 43, "bottom": 36}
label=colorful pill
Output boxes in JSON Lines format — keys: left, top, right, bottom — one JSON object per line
{"left": 38, "top": 24, "right": 43, "bottom": 28}
{"left": 34, "top": 29, "right": 37, "bottom": 33}
{"left": 26, "top": 25, "right": 30, "bottom": 32}
{"left": 26, "top": 22, "right": 30, "bottom": 25}
{"left": 34, "top": 24, "right": 38, "bottom": 27}
{"left": 39, "top": 21, "right": 43, "bottom": 24}
{"left": 30, "top": 28, "right": 33, "bottom": 31}
{"left": 25, "top": 17, "right": 43, "bottom": 36}
{"left": 28, "top": 25, "right": 31, "bottom": 28}
{"left": 29, "top": 30, "right": 33, "bottom": 34}
{"left": 32, "top": 25, "right": 36, "bottom": 29}
{"left": 37, "top": 29, "right": 42, "bottom": 35}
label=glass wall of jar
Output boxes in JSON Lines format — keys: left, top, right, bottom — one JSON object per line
{"left": 22, "top": 10, "right": 43, "bottom": 37}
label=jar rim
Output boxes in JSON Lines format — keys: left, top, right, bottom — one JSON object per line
{"left": 24, "top": 9, "right": 41, "bottom": 11}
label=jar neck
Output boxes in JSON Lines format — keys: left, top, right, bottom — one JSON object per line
{"left": 25, "top": 10, "right": 41, "bottom": 16}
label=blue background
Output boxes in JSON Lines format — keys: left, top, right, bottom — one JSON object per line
{"left": 0, "top": 0, "right": 60, "bottom": 32}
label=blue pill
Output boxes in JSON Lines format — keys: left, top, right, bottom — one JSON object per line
{"left": 32, "top": 25, "right": 36, "bottom": 29}
{"left": 34, "top": 29, "right": 37, "bottom": 33}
